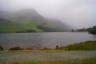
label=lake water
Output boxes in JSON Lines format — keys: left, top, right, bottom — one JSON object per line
{"left": 0, "top": 32, "right": 96, "bottom": 49}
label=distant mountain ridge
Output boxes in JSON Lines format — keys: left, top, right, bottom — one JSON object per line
{"left": 0, "top": 9, "right": 71, "bottom": 33}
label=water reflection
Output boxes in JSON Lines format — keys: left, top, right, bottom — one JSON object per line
{"left": 92, "top": 35, "right": 96, "bottom": 39}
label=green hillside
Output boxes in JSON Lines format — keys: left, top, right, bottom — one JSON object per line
{"left": 0, "top": 18, "right": 69, "bottom": 33}
{"left": 0, "top": 9, "right": 70, "bottom": 33}
{"left": 0, "top": 18, "right": 44, "bottom": 33}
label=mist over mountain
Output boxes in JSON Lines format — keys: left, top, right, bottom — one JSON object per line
{"left": 12, "top": 9, "right": 45, "bottom": 21}
{"left": 0, "top": 9, "right": 71, "bottom": 33}
{"left": 0, "top": 0, "right": 96, "bottom": 29}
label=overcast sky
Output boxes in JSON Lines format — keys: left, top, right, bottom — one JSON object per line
{"left": 0, "top": 0, "right": 96, "bottom": 29}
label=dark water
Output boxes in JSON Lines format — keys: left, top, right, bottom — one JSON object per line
{"left": 0, "top": 32, "right": 96, "bottom": 49}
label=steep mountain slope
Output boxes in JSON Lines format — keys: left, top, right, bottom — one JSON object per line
{"left": 0, "top": 9, "right": 71, "bottom": 33}
{"left": 0, "top": 18, "right": 43, "bottom": 33}
{"left": 0, "top": 18, "right": 21, "bottom": 33}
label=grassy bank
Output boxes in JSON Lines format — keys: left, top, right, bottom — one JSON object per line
{"left": 0, "top": 41, "right": 96, "bottom": 64}
{"left": 21, "top": 58, "right": 96, "bottom": 64}
{"left": 0, "top": 50, "right": 66, "bottom": 54}
{"left": 58, "top": 41, "right": 96, "bottom": 51}
{"left": 1, "top": 57, "right": 96, "bottom": 64}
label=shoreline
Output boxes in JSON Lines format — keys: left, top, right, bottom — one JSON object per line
{"left": 0, "top": 40, "right": 96, "bottom": 54}
{"left": 0, "top": 50, "right": 96, "bottom": 54}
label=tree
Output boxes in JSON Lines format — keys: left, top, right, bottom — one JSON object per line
{"left": 0, "top": 46, "right": 3, "bottom": 51}
{"left": 88, "top": 26, "right": 96, "bottom": 34}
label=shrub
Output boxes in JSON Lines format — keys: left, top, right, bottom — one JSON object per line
{"left": 56, "top": 45, "right": 59, "bottom": 49}
{"left": 0, "top": 46, "right": 3, "bottom": 51}
{"left": 88, "top": 26, "right": 96, "bottom": 34}
{"left": 9, "top": 47, "right": 23, "bottom": 50}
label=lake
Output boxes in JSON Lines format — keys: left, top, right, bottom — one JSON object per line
{"left": 0, "top": 32, "right": 96, "bottom": 49}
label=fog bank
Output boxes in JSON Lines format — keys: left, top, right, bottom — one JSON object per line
{"left": 0, "top": 0, "right": 96, "bottom": 29}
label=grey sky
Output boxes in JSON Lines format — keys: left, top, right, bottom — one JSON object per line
{"left": 0, "top": 0, "right": 96, "bottom": 29}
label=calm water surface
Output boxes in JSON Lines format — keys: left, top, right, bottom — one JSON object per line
{"left": 0, "top": 32, "right": 96, "bottom": 49}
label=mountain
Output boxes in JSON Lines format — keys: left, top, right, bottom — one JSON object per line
{"left": 0, "top": 9, "right": 71, "bottom": 33}
{"left": 0, "top": 18, "right": 22, "bottom": 33}
{"left": 0, "top": 11, "right": 12, "bottom": 19}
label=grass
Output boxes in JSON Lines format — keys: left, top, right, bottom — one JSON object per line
{"left": 3, "top": 57, "right": 96, "bottom": 64}
{"left": 0, "top": 41, "right": 96, "bottom": 64}
{"left": 0, "top": 49, "right": 66, "bottom": 54}
{"left": 58, "top": 41, "right": 96, "bottom": 51}
{"left": 0, "top": 19, "right": 44, "bottom": 33}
